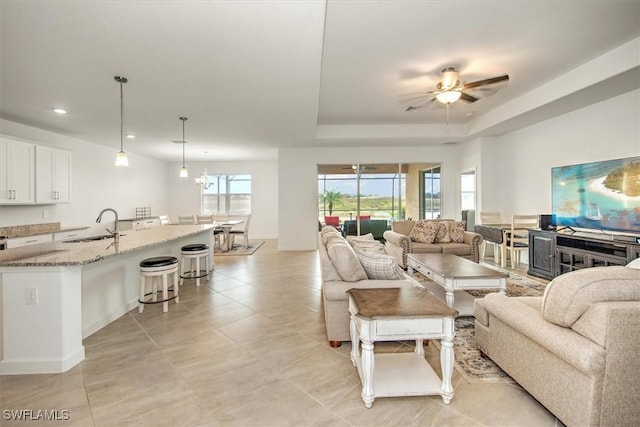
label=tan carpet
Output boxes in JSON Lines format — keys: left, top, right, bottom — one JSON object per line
{"left": 215, "top": 241, "right": 265, "bottom": 256}
{"left": 414, "top": 267, "right": 548, "bottom": 383}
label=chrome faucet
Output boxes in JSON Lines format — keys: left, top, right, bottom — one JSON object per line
{"left": 96, "top": 208, "right": 120, "bottom": 243}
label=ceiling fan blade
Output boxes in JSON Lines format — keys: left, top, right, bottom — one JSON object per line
{"left": 460, "top": 92, "right": 479, "bottom": 103}
{"left": 404, "top": 97, "right": 435, "bottom": 112}
{"left": 463, "top": 74, "right": 509, "bottom": 90}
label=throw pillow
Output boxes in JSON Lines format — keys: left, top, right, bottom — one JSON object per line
{"left": 408, "top": 220, "right": 439, "bottom": 243}
{"left": 346, "top": 233, "right": 375, "bottom": 243}
{"left": 350, "top": 239, "right": 386, "bottom": 255}
{"left": 448, "top": 221, "right": 466, "bottom": 243}
{"left": 357, "top": 252, "right": 405, "bottom": 280}
{"left": 434, "top": 221, "right": 451, "bottom": 243}
{"left": 326, "top": 240, "right": 368, "bottom": 282}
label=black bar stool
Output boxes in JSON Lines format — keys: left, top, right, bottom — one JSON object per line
{"left": 138, "top": 256, "right": 179, "bottom": 313}
{"left": 179, "top": 243, "right": 210, "bottom": 287}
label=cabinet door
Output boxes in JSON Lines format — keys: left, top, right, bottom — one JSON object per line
{"left": 36, "top": 146, "right": 55, "bottom": 203}
{"left": 6, "top": 234, "right": 52, "bottom": 249}
{"left": 527, "top": 230, "right": 556, "bottom": 279}
{"left": 36, "top": 146, "right": 72, "bottom": 203}
{"left": 53, "top": 149, "right": 72, "bottom": 202}
{"left": 0, "top": 139, "right": 35, "bottom": 204}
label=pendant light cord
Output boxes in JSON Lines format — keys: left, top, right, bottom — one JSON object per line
{"left": 120, "top": 79, "right": 124, "bottom": 151}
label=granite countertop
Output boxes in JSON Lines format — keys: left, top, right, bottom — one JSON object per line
{"left": 0, "top": 223, "right": 90, "bottom": 239}
{"left": 0, "top": 225, "right": 215, "bottom": 267}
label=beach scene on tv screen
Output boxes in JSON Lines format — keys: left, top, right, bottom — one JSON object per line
{"left": 552, "top": 156, "right": 640, "bottom": 233}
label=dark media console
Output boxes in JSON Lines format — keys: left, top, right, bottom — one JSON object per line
{"left": 528, "top": 229, "right": 640, "bottom": 280}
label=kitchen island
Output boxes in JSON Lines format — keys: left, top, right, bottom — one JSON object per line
{"left": 0, "top": 225, "right": 215, "bottom": 374}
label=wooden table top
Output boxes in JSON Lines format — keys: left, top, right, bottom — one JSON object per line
{"left": 408, "top": 253, "right": 509, "bottom": 279}
{"left": 347, "top": 287, "right": 458, "bottom": 320}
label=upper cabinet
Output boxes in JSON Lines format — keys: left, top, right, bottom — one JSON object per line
{"left": 0, "top": 137, "right": 35, "bottom": 204}
{"left": 0, "top": 135, "right": 72, "bottom": 205}
{"left": 36, "top": 146, "right": 72, "bottom": 203}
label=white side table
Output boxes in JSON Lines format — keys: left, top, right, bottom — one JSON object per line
{"left": 347, "top": 287, "right": 458, "bottom": 408}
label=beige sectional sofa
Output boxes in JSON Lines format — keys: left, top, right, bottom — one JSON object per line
{"left": 474, "top": 266, "right": 640, "bottom": 427}
{"left": 318, "top": 226, "right": 421, "bottom": 347}
{"left": 383, "top": 219, "right": 482, "bottom": 268}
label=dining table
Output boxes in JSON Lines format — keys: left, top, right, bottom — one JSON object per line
{"left": 213, "top": 220, "right": 244, "bottom": 252}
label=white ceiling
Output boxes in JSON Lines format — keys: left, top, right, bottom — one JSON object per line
{"left": 1, "top": 0, "right": 639, "bottom": 162}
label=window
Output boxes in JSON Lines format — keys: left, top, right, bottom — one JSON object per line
{"left": 420, "top": 167, "right": 441, "bottom": 219}
{"left": 202, "top": 174, "right": 251, "bottom": 214}
{"left": 460, "top": 170, "right": 476, "bottom": 211}
{"left": 317, "top": 164, "right": 406, "bottom": 224}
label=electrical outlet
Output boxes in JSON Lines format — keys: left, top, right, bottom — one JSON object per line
{"left": 42, "top": 210, "right": 49, "bottom": 219}
{"left": 26, "top": 287, "right": 38, "bottom": 305}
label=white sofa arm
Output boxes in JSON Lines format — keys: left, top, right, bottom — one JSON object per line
{"left": 383, "top": 230, "right": 411, "bottom": 268}
{"left": 483, "top": 293, "right": 605, "bottom": 376}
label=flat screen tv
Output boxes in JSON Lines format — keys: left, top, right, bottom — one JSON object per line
{"left": 552, "top": 156, "right": 640, "bottom": 235}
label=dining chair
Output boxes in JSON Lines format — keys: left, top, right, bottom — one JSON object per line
{"left": 479, "top": 211, "right": 504, "bottom": 263}
{"left": 196, "top": 214, "right": 214, "bottom": 224}
{"left": 177, "top": 215, "right": 196, "bottom": 225}
{"left": 480, "top": 211, "right": 502, "bottom": 225}
{"left": 229, "top": 214, "right": 251, "bottom": 249}
{"left": 324, "top": 216, "right": 342, "bottom": 232}
{"left": 504, "top": 214, "right": 539, "bottom": 268}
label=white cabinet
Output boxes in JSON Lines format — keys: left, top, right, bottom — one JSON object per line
{"left": 0, "top": 137, "right": 35, "bottom": 204}
{"left": 36, "top": 146, "right": 72, "bottom": 203}
{"left": 117, "top": 217, "right": 161, "bottom": 231}
{"left": 53, "top": 230, "right": 88, "bottom": 241}
{"left": 6, "top": 234, "right": 53, "bottom": 249}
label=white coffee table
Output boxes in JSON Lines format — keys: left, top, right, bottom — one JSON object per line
{"left": 347, "top": 287, "right": 458, "bottom": 408}
{"left": 406, "top": 253, "right": 508, "bottom": 311}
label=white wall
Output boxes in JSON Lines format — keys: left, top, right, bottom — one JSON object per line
{"left": 278, "top": 145, "right": 463, "bottom": 250}
{"left": 493, "top": 89, "right": 640, "bottom": 219}
{"left": 166, "top": 159, "right": 279, "bottom": 239}
{"left": 0, "top": 120, "right": 169, "bottom": 233}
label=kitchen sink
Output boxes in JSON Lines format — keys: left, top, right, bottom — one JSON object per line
{"left": 62, "top": 234, "right": 123, "bottom": 243}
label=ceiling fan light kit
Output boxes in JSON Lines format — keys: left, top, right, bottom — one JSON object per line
{"left": 114, "top": 76, "right": 129, "bottom": 167}
{"left": 409, "top": 67, "right": 510, "bottom": 108}
{"left": 436, "top": 90, "right": 462, "bottom": 104}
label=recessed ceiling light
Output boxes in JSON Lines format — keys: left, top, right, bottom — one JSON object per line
{"left": 53, "top": 108, "right": 67, "bottom": 114}
{"left": 126, "top": 134, "right": 135, "bottom": 139}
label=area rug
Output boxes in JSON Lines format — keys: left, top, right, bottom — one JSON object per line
{"left": 215, "top": 241, "right": 264, "bottom": 256}
{"left": 414, "top": 265, "right": 548, "bottom": 383}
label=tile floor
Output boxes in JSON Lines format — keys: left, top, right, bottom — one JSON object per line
{"left": 0, "top": 240, "right": 564, "bottom": 426}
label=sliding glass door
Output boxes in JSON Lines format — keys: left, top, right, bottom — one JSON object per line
{"left": 319, "top": 163, "right": 452, "bottom": 239}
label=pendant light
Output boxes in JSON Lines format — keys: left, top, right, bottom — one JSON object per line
{"left": 179, "top": 117, "right": 189, "bottom": 177}
{"left": 114, "top": 76, "right": 129, "bottom": 167}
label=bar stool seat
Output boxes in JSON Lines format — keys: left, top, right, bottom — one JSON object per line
{"left": 139, "top": 256, "right": 179, "bottom": 313}
{"left": 180, "top": 244, "right": 210, "bottom": 287}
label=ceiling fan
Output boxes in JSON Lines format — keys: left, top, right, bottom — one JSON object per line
{"left": 404, "top": 67, "right": 509, "bottom": 111}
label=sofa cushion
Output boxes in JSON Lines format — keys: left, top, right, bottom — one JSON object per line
{"left": 346, "top": 233, "right": 374, "bottom": 243}
{"left": 391, "top": 220, "right": 415, "bottom": 236}
{"left": 410, "top": 242, "right": 443, "bottom": 254}
{"left": 357, "top": 252, "right": 405, "bottom": 280}
{"left": 409, "top": 220, "right": 440, "bottom": 243}
{"left": 541, "top": 266, "right": 640, "bottom": 327}
{"left": 326, "top": 240, "right": 368, "bottom": 282}
{"left": 350, "top": 239, "right": 386, "bottom": 255}
{"left": 439, "top": 242, "right": 472, "bottom": 256}
{"left": 321, "top": 225, "right": 342, "bottom": 244}
{"left": 323, "top": 278, "right": 417, "bottom": 301}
